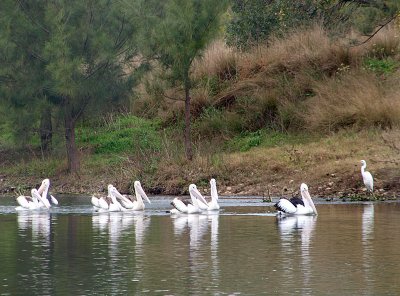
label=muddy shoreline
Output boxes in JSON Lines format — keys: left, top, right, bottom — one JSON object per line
{"left": 1, "top": 172, "right": 398, "bottom": 202}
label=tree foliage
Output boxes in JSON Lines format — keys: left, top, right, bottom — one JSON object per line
{"left": 226, "top": 0, "right": 400, "bottom": 49}
{"left": 132, "top": 0, "right": 229, "bottom": 160}
{"left": 0, "top": 0, "right": 139, "bottom": 172}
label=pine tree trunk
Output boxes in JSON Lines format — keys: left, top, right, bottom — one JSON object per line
{"left": 40, "top": 105, "right": 52, "bottom": 154}
{"left": 64, "top": 109, "right": 80, "bottom": 173}
{"left": 184, "top": 82, "right": 193, "bottom": 160}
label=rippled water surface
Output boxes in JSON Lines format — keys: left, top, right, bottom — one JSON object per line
{"left": 0, "top": 196, "right": 399, "bottom": 295}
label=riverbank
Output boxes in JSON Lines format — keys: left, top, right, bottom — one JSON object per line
{"left": 1, "top": 26, "right": 400, "bottom": 200}
{"left": 1, "top": 128, "right": 399, "bottom": 201}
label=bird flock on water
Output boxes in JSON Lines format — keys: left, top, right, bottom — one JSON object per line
{"left": 14, "top": 160, "right": 375, "bottom": 216}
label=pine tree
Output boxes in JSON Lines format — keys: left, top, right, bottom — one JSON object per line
{"left": 133, "top": 0, "right": 229, "bottom": 160}
{"left": 0, "top": 0, "right": 138, "bottom": 173}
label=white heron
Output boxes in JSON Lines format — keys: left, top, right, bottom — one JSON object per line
{"left": 169, "top": 184, "right": 208, "bottom": 214}
{"left": 274, "top": 183, "right": 318, "bottom": 215}
{"left": 111, "top": 181, "right": 151, "bottom": 211}
{"left": 360, "top": 160, "right": 374, "bottom": 193}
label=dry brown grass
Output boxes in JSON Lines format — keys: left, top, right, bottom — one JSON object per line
{"left": 360, "top": 25, "right": 400, "bottom": 58}
{"left": 192, "top": 40, "right": 238, "bottom": 80}
{"left": 236, "top": 26, "right": 355, "bottom": 78}
{"left": 134, "top": 25, "right": 400, "bottom": 134}
{"left": 304, "top": 71, "right": 400, "bottom": 131}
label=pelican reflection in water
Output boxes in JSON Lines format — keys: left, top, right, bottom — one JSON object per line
{"left": 277, "top": 215, "right": 317, "bottom": 293}
{"left": 92, "top": 212, "right": 150, "bottom": 288}
{"left": 17, "top": 211, "right": 52, "bottom": 242}
{"left": 171, "top": 213, "right": 220, "bottom": 292}
{"left": 17, "top": 211, "right": 54, "bottom": 295}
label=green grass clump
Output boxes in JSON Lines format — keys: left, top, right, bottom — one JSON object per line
{"left": 226, "top": 129, "right": 313, "bottom": 152}
{"left": 364, "top": 57, "right": 398, "bottom": 75}
{"left": 78, "top": 115, "right": 162, "bottom": 154}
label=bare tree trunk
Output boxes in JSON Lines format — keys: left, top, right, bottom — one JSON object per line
{"left": 184, "top": 83, "right": 193, "bottom": 161}
{"left": 64, "top": 107, "right": 80, "bottom": 173}
{"left": 40, "top": 105, "right": 52, "bottom": 155}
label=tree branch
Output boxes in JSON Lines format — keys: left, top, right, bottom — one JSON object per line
{"left": 351, "top": 13, "right": 399, "bottom": 47}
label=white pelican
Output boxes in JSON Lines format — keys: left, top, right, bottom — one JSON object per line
{"left": 91, "top": 185, "right": 112, "bottom": 210}
{"left": 169, "top": 184, "right": 208, "bottom": 214}
{"left": 208, "top": 178, "right": 220, "bottom": 211}
{"left": 197, "top": 178, "right": 220, "bottom": 211}
{"left": 360, "top": 160, "right": 374, "bottom": 193}
{"left": 16, "top": 188, "right": 49, "bottom": 210}
{"left": 16, "top": 178, "right": 57, "bottom": 210}
{"left": 91, "top": 184, "right": 124, "bottom": 212}
{"left": 274, "top": 183, "right": 318, "bottom": 215}
{"left": 38, "top": 178, "right": 58, "bottom": 207}
{"left": 111, "top": 181, "right": 151, "bottom": 211}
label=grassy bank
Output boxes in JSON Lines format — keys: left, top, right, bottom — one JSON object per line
{"left": 1, "top": 26, "right": 400, "bottom": 200}
{"left": 1, "top": 120, "right": 399, "bottom": 200}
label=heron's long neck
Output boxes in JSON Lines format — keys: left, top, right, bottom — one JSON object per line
{"left": 361, "top": 164, "right": 366, "bottom": 174}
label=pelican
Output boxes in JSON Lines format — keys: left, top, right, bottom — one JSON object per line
{"left": 111, "top": 181, "right": 151, "bottom": 211}
{"left": 16, "top": 188, "right": 49, "bottom": 210}
{"left": 360, "top": 160, "right": 374, "bottom": 193}
{"left": 38, "top": 178, "right": 58, "bottom": 207}
{"left": 91, "top": 184, "right": 124, "bottom": 212}
{"left": 16, "top": 178, "right": 57, "bottom": 210}
{"left": 274, "top": 183, "right": 318, "bottom": 215}
{"left": 207, "top": 178, "right": 220, "bottom": 211}
{"left": 91, "top": 185, "right": 111, "bottom": 210}
{"left": 198, "top": 178, "right": 220, "bottom": 211}
{"left": 169, "top": 184, "right": 208, "bottom": 214}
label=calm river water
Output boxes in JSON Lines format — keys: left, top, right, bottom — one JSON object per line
{"left": 0, "top": 196, "right": 399, "bottom": 295}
